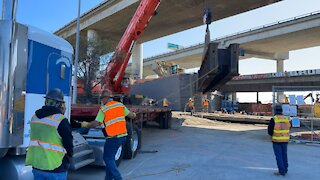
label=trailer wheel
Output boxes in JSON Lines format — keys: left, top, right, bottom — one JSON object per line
{"left": 115, "top": 145, "right": 123, "bottom": 166}
{"left": 123, "top": 123, "right": 141, "bottom": 159}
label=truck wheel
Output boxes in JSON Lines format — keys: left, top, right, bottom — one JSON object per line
{"left": 115, "top": 145, "right": 123, "bottom": 166}
{"left": 123, "top": 123, "right": 141, "bottom": 159}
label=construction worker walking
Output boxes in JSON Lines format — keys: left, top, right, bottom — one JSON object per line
{"left": 202, "top": 98, "right": 209, "bottom": 113}
{"left": 81, "top": 90, "right": 136, "bottom": 180}
{"left": 268, "top": 104, "right": 291, "bottom": 176}
{"left": 25, "top": 88, "right": 73, "bottom": 180}
{"left": 184, "top": 98, "right": 194, "bottom": 115}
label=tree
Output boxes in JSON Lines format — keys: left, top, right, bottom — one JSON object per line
{"left": 76, "top": 37, "right": 112, "bottom": 103}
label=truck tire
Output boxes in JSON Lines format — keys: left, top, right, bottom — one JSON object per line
{"left": 115, "top": 145, "right": 123, "bottom": 166}
{"left": 123, "top": 123, "right": 141, "bottom": 159}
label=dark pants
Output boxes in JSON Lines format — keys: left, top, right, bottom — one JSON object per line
{"left": 32, "top": 169, "right": 67, "bottom": 180}
{"left": 103, "top": 137, "right": 126, "bottom": 180}
{"left": 273, "top": 142, "right": 288, "bottom": 175}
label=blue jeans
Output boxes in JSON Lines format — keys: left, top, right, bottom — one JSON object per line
{"left": 103, "top": 137, "right": 126, "bottom": 180}
{"left": 32, "top": 169, "right": 67, "bottom": 180}
{"left": 273, "top": 142, "right": 288, "bottom": 175}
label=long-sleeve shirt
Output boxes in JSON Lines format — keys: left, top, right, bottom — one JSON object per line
{"left": 268, "top": 118, "right": 275, "bottom": 136}
{"left": 35, "top": 106, "right": 73, "bottom": 172}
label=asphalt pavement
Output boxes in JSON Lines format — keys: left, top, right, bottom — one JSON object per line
{"left": 69, "top": 112, "right": 320, "bottom": 180}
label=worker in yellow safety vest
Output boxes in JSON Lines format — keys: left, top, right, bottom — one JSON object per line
{"left": 202, "top": 98, "right": 209, "bottom": 113}
{"left": 25, "top": 88, "right": 73, "bottom": 180}
{"left": 81, "top": 89, "right": 136, "bottom": 180}
{"left": 163, "top": 97, "right": 169, "bottom": 107}
{"left": 268, "top": 104, "right": 291, "bottom": 176}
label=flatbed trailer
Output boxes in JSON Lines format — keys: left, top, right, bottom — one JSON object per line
{"left": 71, "top": 104, "right": 172, "bottom": 129}
{"left": 69, "top": 104, "right": 172, "bottom": 169}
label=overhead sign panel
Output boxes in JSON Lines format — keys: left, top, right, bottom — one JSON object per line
{"left": 167, "top": 43, "right": 184, "bottom": 50}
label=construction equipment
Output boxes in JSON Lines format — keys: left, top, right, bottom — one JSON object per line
{"left": 304, "top": 93, "right": 315, "bottom": 103}
{"left": 152, "top": 60, "right": 185, "bottom": 77}
{"left": 0, "top": 0, "right": 173, "bottom": 179}
{"left": 282, "top": 93, "right": 320, "bottom": 117}
{"left": 222, "top": 100, "right": 239, "bottom": 114}
{"left": 0, "top": 0, "right": 73, "bottom": 178}
{"left": 130, "top": 7, "right": 240, "bottom": 113}
{"left": 71, "top": 0, "right": 172, "bottom": 168}
{"left": 303, "top": 93, "right": 320, "bottom": 117}
{"left": 102, "top": 0, "right": 161, "bottom": 94}
{"left": 198, "top": 7, "right": 239, "bottom": 93}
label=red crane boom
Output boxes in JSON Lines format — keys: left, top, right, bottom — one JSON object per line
{"left": 104, "top": 0, "right": 161, "bottom": 93}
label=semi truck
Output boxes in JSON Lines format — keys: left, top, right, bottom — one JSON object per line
{"left": 0, "top": 0, "right": 171, "bottom": 179}
{"left": 0, "top": 0, "right": 242, "bottom": 178}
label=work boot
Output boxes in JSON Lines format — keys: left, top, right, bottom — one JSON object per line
{"left": 274, "top": 171, "right": 285, "bottom": 176}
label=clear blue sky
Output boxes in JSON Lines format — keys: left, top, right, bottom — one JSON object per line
{"left": 1, "top": 0, "right": 320, "bottom": 102}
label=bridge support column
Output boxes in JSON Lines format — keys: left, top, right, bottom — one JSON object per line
{"left": 276, "top": 60, "right": 284, "bottom": 72}
{"left": 274, "top": 52, "right": 289, "bottom": 72}
{"left": 275, "top": 52, "right": 288, "bottom": 101}
{"left": 132, "top": 43, "right": 143, "bottom": 79}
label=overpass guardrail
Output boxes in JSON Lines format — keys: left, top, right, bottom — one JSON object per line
{"left": 233, "top": 69, "right": 320, "bottom": 81}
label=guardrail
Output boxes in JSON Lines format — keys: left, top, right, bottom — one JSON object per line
{"left": 232, "top": 69, "right": 320, "bottom": 80}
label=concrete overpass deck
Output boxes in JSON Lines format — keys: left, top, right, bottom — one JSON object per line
{"left": 55, "top": 0, "right": 281, "bottom": 46}
{"left": 137, "top": 11, "right": 320, "bottom": 76}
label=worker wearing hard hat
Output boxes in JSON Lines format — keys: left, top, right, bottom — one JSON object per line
{"left": 26, "top": 88, "right": 73, "bottom": 180}
{"left": 81, "top": 89, "right": 136, "bottom": 180}
{"left": 184, "top": 98, "right": 194, "bottom": 115}
{"left": 268, "top": 104, "right": 291, "bottom": 176}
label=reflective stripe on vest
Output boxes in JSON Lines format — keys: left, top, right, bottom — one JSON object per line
{"left": 101, "top": 103, "right": 123, "bottom": 112}
{"left": 29, "top": 140, "right": 66, "bottom": 154}
{"left": 105, "top": 117, "right": 126, "bottom": 126}
{"left": 101, "top": 101, "right": 127, "bottom": 137}
{"left": 31, "top": 114, "right": 62, "bottom": 128}
{"left": 25, "top": 114, "right": 66, "bottom": 170}
{"left": 272, "top": 116, "right": 290, "bottom": 142}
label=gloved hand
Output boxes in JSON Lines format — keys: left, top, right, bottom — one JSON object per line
{"left": 81, "top": 121, "right": 89, "bottom": 128}
{"left": 128, "top": 112, "right": 136, "bottom": 119}
{"left": 132, "top": 112, "right": 136, "bottom": 119}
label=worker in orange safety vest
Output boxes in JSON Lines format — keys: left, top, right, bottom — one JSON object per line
{"left": 202, "top": 98, "right": 209, "bottom": 113}
{"left": 81, "top": 89, "right": 136, "bottom": 180}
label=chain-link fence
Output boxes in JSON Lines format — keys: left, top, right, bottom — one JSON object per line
{"left": 272, "top": 86, "right": 320, "bottom": 143}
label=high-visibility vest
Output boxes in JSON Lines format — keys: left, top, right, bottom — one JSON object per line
{"left": 25, "top": 114, "right": 67, "bottom": 170}
{"left": 101, "top": 101, "right": 127, "bottom": 137}
{"left": 203, "top": 99, "right": 209, "bottom": 106}
{"left": 272, "top": 115, "right": 291, "bottom": 142}
{"left": 163, "top": 98, "right": 169, "bottom": 107}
